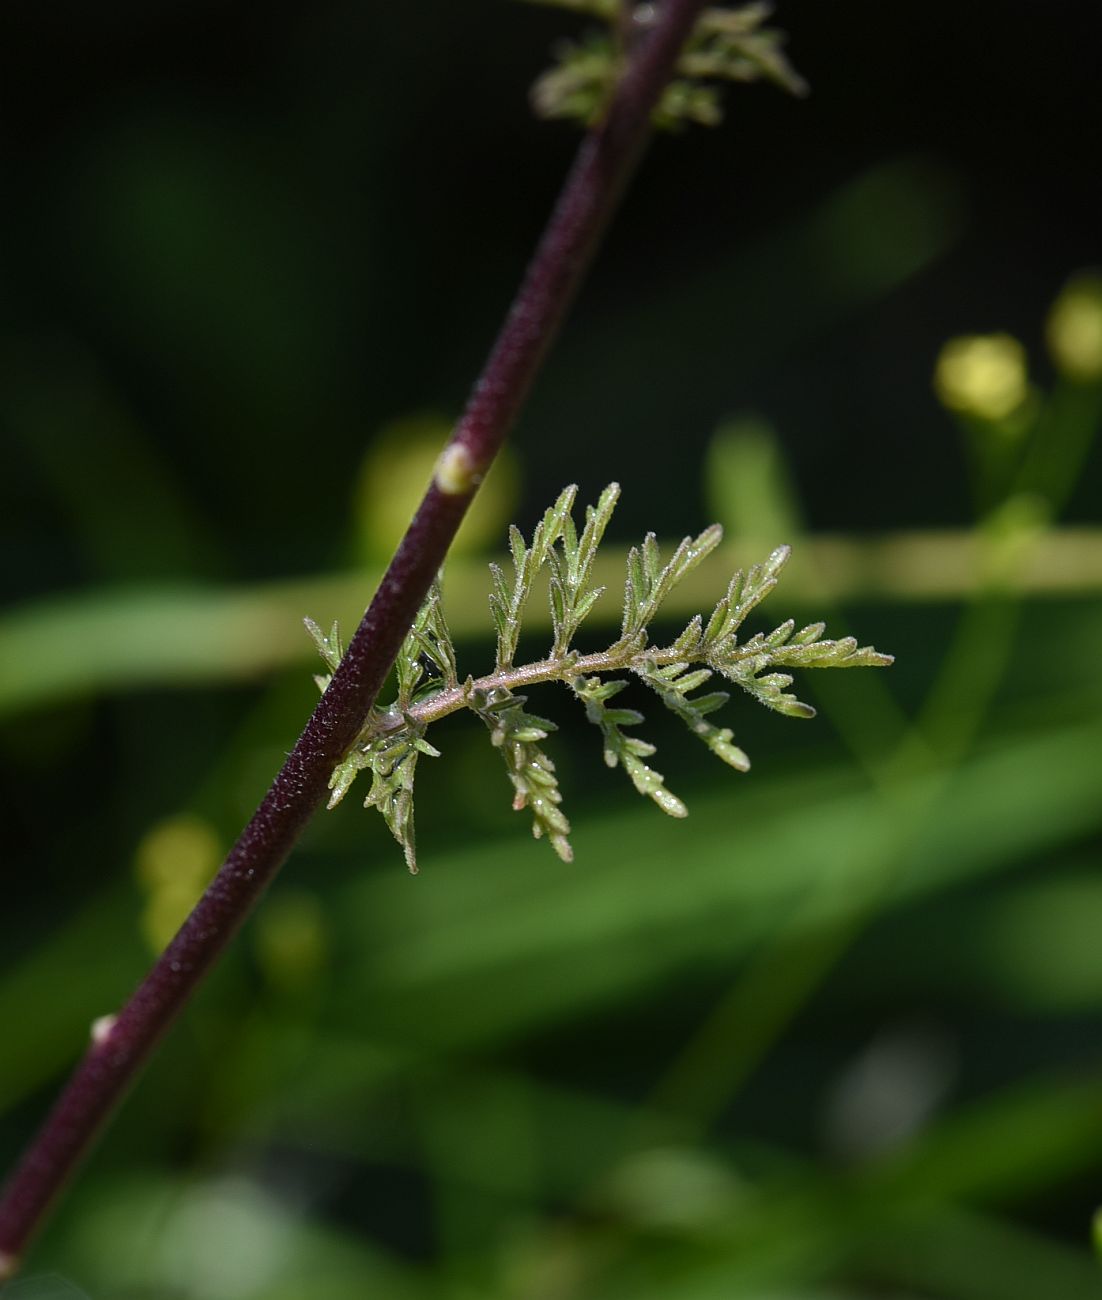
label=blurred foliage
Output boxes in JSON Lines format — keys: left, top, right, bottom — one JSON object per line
{"left": 2, "top": 2, "right": 1102, "bottom": 1297}
{"left": 134, "top": 812, "right": 222, "bottom": 952}
{"left": 1047, "top": 272, "right": 1102, "bottom": 385}
{"left": 353, "top": 413, "right": 519, "bottom": 563}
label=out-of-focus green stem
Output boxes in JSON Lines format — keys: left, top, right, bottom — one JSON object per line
{"left": 4, "top": 528, "right": 1102, "bottom": 718}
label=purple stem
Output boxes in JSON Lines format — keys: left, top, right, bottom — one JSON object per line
{"left": 0, "top": 0, "right": 708, "bottom": 1274}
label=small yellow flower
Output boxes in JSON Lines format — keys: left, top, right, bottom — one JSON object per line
{"left": 1046, "top": 273, "right": 1102, "bottom": 382}
{"left": 934, "top": 334, "right": 1029, "bottom": 422}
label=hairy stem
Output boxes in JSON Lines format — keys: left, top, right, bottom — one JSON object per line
{"left": 372, "top": 643, "right": 691, "bottom": 736}
{"left": 0, "top": 0, "right": 708, "bottom": 1272}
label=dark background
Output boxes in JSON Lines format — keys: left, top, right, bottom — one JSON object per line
{"left": 2, "top": 4, "right": 1101, "bottom": 1297}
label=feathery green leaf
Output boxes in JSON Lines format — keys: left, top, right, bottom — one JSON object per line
{"left": 470, "top": 686, "right": 573, "bottom": 861}
{"left": 573, "top": 674, "right": 688, "bottom": 818}
{"left": 309, "top": 484, "right": 891, "bottom": 870}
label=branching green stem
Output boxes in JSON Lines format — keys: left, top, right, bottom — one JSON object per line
{"left": 388, "top": 643, "right": 686, "bottom": 730}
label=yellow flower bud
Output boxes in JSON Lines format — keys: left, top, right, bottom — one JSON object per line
{"left": 934, "top": 334, "right": 1028, "bottom": 422}
{"left": 1046, "top": 273, "right": 1102, "bottom": 382}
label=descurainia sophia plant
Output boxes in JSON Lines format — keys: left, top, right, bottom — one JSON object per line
{"left": 308, "top": 483, "right": 892, "bottom": 871}
{"left": 0, "top": 2, "right": 870, "bottom": 1278}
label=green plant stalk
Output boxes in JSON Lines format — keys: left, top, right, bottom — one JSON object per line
{"left": 0, "top": 0, "right": 709, "bottom": 1276}
{"left": 336, "top": 608, "right": 865, "bottom": 751}
{"left": 360, "top": 643, "right": 702, "bottom": 733}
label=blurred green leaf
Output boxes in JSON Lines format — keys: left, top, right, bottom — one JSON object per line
{"left": 6, "top": 530, "right": 1102, "bottom": 717}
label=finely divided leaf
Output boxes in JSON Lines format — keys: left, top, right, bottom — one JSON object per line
{"left": 328, "top": 724, "right": 440, "bottom": 874}
{"left": 524, "top": 1, "right": 806, "bottom": 130}
{"left": 711, "top": 619, "right": 893, "bottom": 719}
{"left": 639, "top": 660, "right": 750, "bottom": 772}
{"left": 621, "top": 524, "right": 724, "bottom": 643}
{"left": 493, "top": 485, "right": 578, "bottom": 668}
{"left": 702, "top": 545, "right": 790, "bottom": 648}
{"left": 395, "top": 580, "right": 458, "bottom": 708}
{"left": 470, "top": 686, "right": 573, "bottom": 862}
{"left": 304, "top": 616, "right": 345, "bottom": 690}
{"left": 549, "top": 482, "right": 620, "bottom": 654}
{"left": 572, "top": 675, "right": 688, "bottom": 818}
{"left": 314, "top": 484, "right": 892, "bottom": 872}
